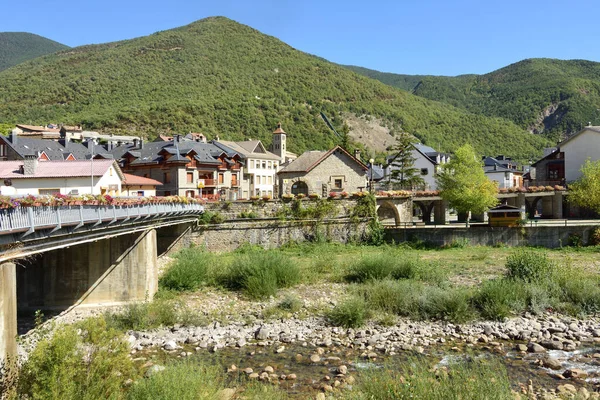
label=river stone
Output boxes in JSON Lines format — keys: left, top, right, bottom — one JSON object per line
{"left": 541, "top": 340, "right": 563, "bottom": 350}
{"left": 255, "top": 327, "right": 270, "bottom": 340}
{"left": 515, "top": 344, "right": 528, "bottom": 352}
{"left": 310, "top": 354, "right": 321, "bottom": 363}
{"left": 557, "top": 384, "right": 577, "bottom": 394}
{"left": 564, "top": 368, "right": 588, "bottom": 380}
{"left": 527, "top": 342, "right": 546, "bottom": 353}
{"left": 316, "top": 393, "right": 326, "bottom": 400}
{"left": 248, "top": 373, "right": 259, "bottom": 380}
{"left": 542, "top": 357, "right": 562, "bottom": 370}
{"left": 243, "top": 368, "right": 253, "bottom": 374}
{"left": 287, "top": 373, "right": 297, "bottom": 380}
{"left": 264, "top": 366, "right": 274, "bottom": 373}
{"left": 236, "top": 338, "right": 246, "bottom": 347}
{"left": 163, "top": 340, "right": 178, "bottom": 351}
{"left": 338, "top": 365, "right": 348, "bottom": 375}
{"left": 275, "top": 346, "right": 285, "bottom": 354}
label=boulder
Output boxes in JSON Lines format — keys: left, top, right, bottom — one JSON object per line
{"left": 527, "top": 342, "right": 546, "bottom": 353}
{"left": 564, "top": 368, "right": 588, "bottom": 380}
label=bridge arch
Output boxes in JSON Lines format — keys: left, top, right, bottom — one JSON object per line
{"left": 291, "top": 180, "right": 309, "bottom": 196}
{"left": 376, "top": 201, "right": 401, "bottom": 225}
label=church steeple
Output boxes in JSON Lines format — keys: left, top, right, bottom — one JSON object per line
{"left": 272, "top": 122, "right": 287, "bottom": 162}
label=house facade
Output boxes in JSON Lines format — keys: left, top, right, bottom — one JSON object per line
{"left": 278, "top": 146, "right": 367, "bottom": 196}
{"left": 0, "top": 158, "right": 123, "bottom": 196}
{"left": 531, "top": 126, "right": 600, "bottom": 186}
{"left": 483, "top": 156, "right": 523, "bottom": 189}
{"left": 122, "top": 173, "right": 162, "bottom": 197}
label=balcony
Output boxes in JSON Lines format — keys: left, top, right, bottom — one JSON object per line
{"left": 197, "top": 179, "right": 217, "bottom": 187}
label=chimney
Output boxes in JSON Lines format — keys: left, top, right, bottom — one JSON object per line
{"left": 497, "top": 155, "right": 505, "bottom": 161}
{"left": 139, "top": 138, "right": 144, "bottom": 149}
{"left": 354, "top": 149, "right": 361, "bottom": 160}
{"left": 10, "top": 129, "right": 17, "bottom": 145}
{"left": 175, "top": 134, "right": 181, "bottom": 143}
{"left": 494, "top": 164, "right": 498, "bottom": 171}
{"left": 215, "top": 135, "right": 220, "bottom": 141}
{"left": 23, "top": 154, "right": 38, "bottom": 176}
{"left": 133, "top": 138, "right": 140, "bottom": 149}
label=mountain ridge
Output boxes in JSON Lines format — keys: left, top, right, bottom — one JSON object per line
{"left": 0, "top": 32, "right": 69, "bottom": 72}
{"left": 0, "top": 17, "right": 549, "bottom": 159}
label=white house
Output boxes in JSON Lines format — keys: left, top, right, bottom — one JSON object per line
{"left": 484, "top": 165, "right": 523, "bottom": 189}
{"left": 122, "top": 173, "right": 162, "bottom": 197}
{"left": 385, "top": 143, "right": 449, "bottom": 190}
{"left": 0, "top": 158, "right": 124, "bottom": 196}
{"left": 560, "top": 126, "right": 600, "bottom": 183}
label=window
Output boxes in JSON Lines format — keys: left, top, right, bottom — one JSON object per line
{"left": 232, "top": 174, "right": 238, "bottom": 186}
{"left": 39, "top": 189, "right": 60, "bottom": 195}
{"left": 0, "top": 144, "right": 6, "bottom": 157}
{"left": 421, "top": 168, "right": 428, "bottom": 175}
{"left": 163, "top": 172, "right": 170, "bottom": 183}
{"left": 137, "top": 191, "right": 144, "bottom": 197}
{"left": 334, "top": 179, "right": 343, "bottom": 189}
{"left": 262, "top": 162, "right": 266, "bottom": 169}
{"left": 185, "top": 190, "right": 195, "bottom": 198}
{"left": 186, "top": 172, "right": 193, "bottom": 183}
{"left": 256, "top": 176, "right": 261, "bottom": 185}
{"left": 250, "top": 160, "right": 255, "bottom": 169}
{"left": 268, "top": 176, "right": 272, "bottom": 184}
{"left": 218, "top": 173, "right": 224, "bottom": 184}
{"left": 268, "top": 161, "right": 272, "bottom": 169}
{"left": 109, "top": 168, "right": 113, "bottom": 176}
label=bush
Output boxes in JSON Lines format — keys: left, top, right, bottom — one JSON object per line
{"left": 473, "top": 279, "right": 528, "bottom": 320}
{"left": 104, "top": 298, "right": 206, "bottom": 331}
{"left": 198, "top": 211, "right": 225, "bottom": 225}
{"left": 348, "top": 356, "right": 512, "bottom": 400}
{"left": 221, "top": 251, "right": 301, "bottom": 298}
{"left": 18, "top": 317, "right": 135, "bottom": 400}
{"left": 328, "top": 297, "right": 369, "bottom": 328}
{"left": 127, "top": 362, "right": 223, "bottom": 400}
{"left": 159, "top": 248, "right": 214, "bottom": 291}
{"left": 505, "top": 249, "right": 553, "bottom": 283}
{"left": 590, "top": 227, "right": 600, "bottom": 246}
{"left": 346, "top": 253, "right": 445, "bottom": 284}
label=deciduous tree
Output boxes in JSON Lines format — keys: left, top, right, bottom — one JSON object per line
{"left": 436, "top": 144, "right": 498, "bottom": 226}
{"left": 568, "top": 158, "right": 600, "bottom": 213}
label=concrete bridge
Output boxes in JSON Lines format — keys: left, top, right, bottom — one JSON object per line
{"left": 0, "top": 202, "right": 203, "bottom": 367}
{"left": 376, "top": 191, "right": 566, "bottom": 226}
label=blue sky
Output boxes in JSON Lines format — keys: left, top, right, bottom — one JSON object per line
{"left": 3, "top": 0, "right": 599, "bottom": 76}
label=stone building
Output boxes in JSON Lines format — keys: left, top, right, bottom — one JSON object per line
{"left": 277, "top": 146, "right": 368, "bottom": 197}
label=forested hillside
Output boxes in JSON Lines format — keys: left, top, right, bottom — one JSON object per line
{"left": 347, "top": 58, "right": 600, "bottom": 139}
{"left": 0, "top": 17, "right": 550, "bottom": 158}
{"left": 0, "top": 32, "right": 69, "bottom": 71}
{"left": 343, "top": 65, "right": 427, "bottom": 92}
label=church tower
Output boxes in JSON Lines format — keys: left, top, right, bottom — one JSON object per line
{"left": 272, "top": 122, "right": 287, "bottom": 162}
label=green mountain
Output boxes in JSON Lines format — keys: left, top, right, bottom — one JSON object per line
{"left": 0, "top": 32, "right": 69, "bottom": 72}
{"left": 347, "top": 58, "right": 600, "bottom": 139}
{"left": 0, "top": 17, "right": 550, "bottom": 159}
{"left": 343, "top": 65, "right": 428, "bottom": 92}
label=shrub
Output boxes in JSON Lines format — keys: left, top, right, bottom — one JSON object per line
{"left": 505, "top": 249, "right": 553, "bottom": 283}
{"left": 160, "top": 248, "right": 214, "bottom": 291}
{"left": 238, "top": 210, "right": 258, "bottom": 219}
{"left": 198, "top": 211, "right": 225, "bottom": 225}
{"left": 18, "top": 317, "right": 135, "bottom": 400}
{"left": 328, "top": 297, "right": 369, "bottom": 328}
{"left": 104, "top": 298, "right": 206, "bottom": 331}
{"left": 590, "top": 227, "right": 600, "bottom": 246}
{"left": 350, "top": 356, "right": 512, "bottom": 400}
{"left": 221, "top": 251, "right": 301, "bottom": 298}
{"left": 127, "top": 362, "right": 223, "bottom": 400}
{"left": 473, "top": 279, "right": 528, "bottom": 320}
{"left": 346, "top": 253, "right": 401, "bottom": 282}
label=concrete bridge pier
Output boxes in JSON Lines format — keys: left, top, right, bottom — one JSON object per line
{"left": 433, "top": 200, "right": 449, "bottom": 224}
{"left": 542, "top": 192, "right": 564, "bottom": 219}
{"left": 18, "top": 229, "right": 158, "bottom": 311}
{"left": 0, "top": 262, "right": 16, "bottom": 371}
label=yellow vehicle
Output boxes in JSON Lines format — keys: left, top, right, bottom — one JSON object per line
{"left": 488, "top": 204, "right": 523, "bottom": 227}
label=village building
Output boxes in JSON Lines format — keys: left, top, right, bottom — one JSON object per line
{"left": 384, "top": 143, "right": 450, "bottom": 190}
{"left": 122, "top": 173, "right": 162, "bottom": 197}
{"left": 277, "top": 145, "right": 368, "bottom": 196}
{"left": 0, "top": 131, "right": 93, "bottom": 161}
{"left": 531, "top": 125, "right": 600, "bottom": 186}
{"left": 483, "top": 156, "right": 523, "bottom": 189}
{"left": 109, "top": 135, "right": 242, "bottom": 199}
{"left": 0, "top": 158, "right": 123, "bottom": 196}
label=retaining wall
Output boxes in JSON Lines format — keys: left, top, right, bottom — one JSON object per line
{"left": 385, "top": 225, "right": 598, "bottom": 248}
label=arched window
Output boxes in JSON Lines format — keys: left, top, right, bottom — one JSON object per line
{"left": 291, "top": 181, "right": 309, "bottom": 196}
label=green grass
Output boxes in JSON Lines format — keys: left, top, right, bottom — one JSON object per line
{"left": 159, "top": 248, "right": 215, "bottom": 291}
{"left": 104, "top": 298, "right": 206, "bottom": 331}
{"left": 346, "top": 356, "right": 512, "bottom": 400}
{"left": 328, "top": 297, "right": 370, "bottom": 328}
{"left": 127, "top": 362, "right": 224, "bottom": 400}
{"left": 220, "top": 251, "right": 301, "bottom": 299}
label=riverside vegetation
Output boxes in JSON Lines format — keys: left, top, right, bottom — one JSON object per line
{"left": 9, "top": 241, "right": 600, "bottom": 399}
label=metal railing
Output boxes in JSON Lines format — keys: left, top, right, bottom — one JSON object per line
{"left": 0, "top": 203, "right": 204, "bottom": 236}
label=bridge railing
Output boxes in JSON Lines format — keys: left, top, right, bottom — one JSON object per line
{"left": 0, "top": 203, "right": 204, "bottom": 235}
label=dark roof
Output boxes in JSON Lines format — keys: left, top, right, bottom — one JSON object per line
{"left": 279, "top": 146, "right": 368, "bottom": 174}
{"left": 387, "top": 143, "right": 447, "bottom": 167}
{"left": 368, "top": 165, "right": 385, "bottom": 181}
{"left": 484, "top": 165, "right": 523, "bottom": 174}
{"left": 110, "top": 139, "right": 234, "bottom": 166}
{"left": 1, "top": 135, "right": 93, "bottom": 160}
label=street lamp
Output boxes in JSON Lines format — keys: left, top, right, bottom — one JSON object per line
{"left": 369, "top": 158, "right": 374, "bottom": 193}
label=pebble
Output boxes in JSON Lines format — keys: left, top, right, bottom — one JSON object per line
{"left": 310, "top": 354, "right": 321, "bottom": 363}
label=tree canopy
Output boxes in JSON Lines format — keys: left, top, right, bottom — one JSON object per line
{"left": 567, "top": 159, "right": 600, "bottom": 214}
{"left": 436, "top": 144, "right": 498, "bottom": 222}
{"left": 386, "top": 134, "right": 425, "bottom": 190}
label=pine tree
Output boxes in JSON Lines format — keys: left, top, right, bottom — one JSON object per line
{"left": 386, "top": 133, "right": 425, "bottom": 190}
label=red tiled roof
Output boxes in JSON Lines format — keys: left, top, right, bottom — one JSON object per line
{"left": 272, "top": 122, "right": 286, "bottom": 134}
{"left": 0, "top": 160, "right": 119, "bottom": 179}
{"left": 122, "top": 173, "right": 162, "bottom": 186}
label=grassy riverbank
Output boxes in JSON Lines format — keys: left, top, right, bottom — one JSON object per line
{"left": 10, "top": 242, "right": 600, "bottom": 399}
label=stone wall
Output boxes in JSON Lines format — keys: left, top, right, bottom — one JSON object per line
{"left": 204, "top": 198, "right": 359, "bottom": 220}
{"left": 180, "top": 219, "right": 369, "bottom": 253}
{"left": 385, "top": 224, "right": 598, "bottom": 248}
